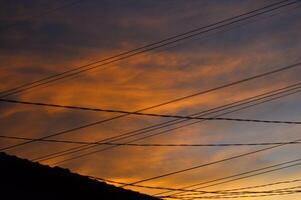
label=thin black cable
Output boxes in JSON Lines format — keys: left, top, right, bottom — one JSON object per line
{"left": 167, "top": 186, "right": 301, "bottom": 198}
{"left": 92, "top": 177, "right": 301, "bottom": 195}
{"left": 1, "top": 0, "right": 298, "bottom": 196}
{"left": 168, "top": 186, "right": 301, "bottom": 198}
{"left": 90, "top": 159, "right": 301, "bottom": 194}
{"left": 171, "top": 190, "right": 301, "bottom": 199}
{"left": 0, "top": 0, "right": 291, "bottom": 96}
{"left": 177, "top": 179, "right": 301, "bottom": 194}
{"left": 2, "top": 0, "right": 300, "bottom": 161}
{"left": 49, "top": 87, "right": 301, "bottom": 165}
{"left": 1, "top": 98, "right": 301, "bottom": 125}
{"left": 31, "top": 82, "right": 301, "bottom": 164}
{"left": 165, "top": 191, "right": 301, "bottom": 199}
{"left": 155, "top": 159, "right": 301, "bottom": 196}
{"left": 2, "top": 135, "right": 301, "bottom": 147}
{"left": 3, "top": 0, "right": 300, "bottom": 100}
{"left": 47, "top": 88, "right": 301, "bottom": 170}
{"left": 86, "top": 169, "right": 301, "bottom": 194}
{"left": 36, "top": 83, "right": 301, "bottom": 162}
{"left": 15, "top": 2, "right": 298, "bottom": 188}
{"left": 27, "top": 78, "right": 301, "bottom": 164}
{"left": 121, "top": 135, "right": 301, "bottom": 187}
{"left": 34, "top": 83, "right": 301, "bottom": 163}
{"left": 2, "top": 61, "right": 300, "bottom": 152}
{"left": 0, "top": 0, "right": 297, "bottom": 97}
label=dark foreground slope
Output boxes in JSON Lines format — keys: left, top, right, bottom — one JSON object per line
{"left": 0, "top": 152, "right": 160, "bottom": 200}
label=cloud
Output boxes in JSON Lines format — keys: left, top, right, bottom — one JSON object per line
{"left": 1, "top": 0, "right": 301, "bottom": 197}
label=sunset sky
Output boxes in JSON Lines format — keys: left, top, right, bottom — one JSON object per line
{"left": 1, "top": 0, "right": 301, "bottom": 199}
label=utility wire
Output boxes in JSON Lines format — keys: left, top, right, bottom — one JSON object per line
{"left": 2, "top": 135, "right": 301, "bottom": 147}
{"left": 169, "top": 186, "right": 301, "bottom": 198}
{"left": 35, "top": 83, "right": 300, "bottom": 162}
{"left": 90, "top": 159, "right": 301, "bottom": 194}
{"left": 35, "top": 83, "right": 300, "bottom": 168}
{"left": 121, "top": 136, "right": 301, "bottom": 187}
{"left": 49, "top": 87, "right": 301, "bottom": 165}
{"left": 1, "top": 1, "right": 298, "bottom": 198}
{"left": 94, "top": 177, "right": 301, "bottom": 195}
{"left": 2, "top": 61, "right": 300, "bottom": 152}
{"left": 1, "top": 98, "right": 301, "bottom": 125}
{"left": 84, "top": 170, "right": 301, "bottom": 196}
{"left": 174, "top": 190, "right": 301, "bottom": 199}
{"left": 167, "top": 186, "right": 301, "bottom": 198}
{"left": 164, "top": 190, "right": 301, "bottom": 199}
{"left": 1, "top": 0, "right": 298, "bottom": 155}
{"left": 90, "top": 177, "right": 301, "bottom": 196}
{"left": 155, "top": 159, "right": 301, "bottom": 196}
{"left": 0, "top": 0, "right": 298, "bottom": 97}
{"left": 3, "top": 0, "right": 300, "bottom": 99}
{"left": 179, "top": 178, "right": 301, "bottom": 194}
{"left": 31, "top": 84, "right": 301, "bottom": 164}
{"left": 34, "top": 83, "right": 301, "bottom": 163}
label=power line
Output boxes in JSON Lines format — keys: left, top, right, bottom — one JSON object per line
{"left": 1, "top": 0, "right": 298, "bottom": 155}
{"left": 120, "top": 135, "right": 301, "bottom": 187}
{"left": 0, "top": 0, "right": 293, "bottom": 96}
{"left": 34, "top": 82, "right": 301, "bottom": 164}
{"left": 172, "top": 189, "right": 301, "bottom": 199}
{"left": 167, "top": 186, "right": 301, "bottom": 198}
{"left": 90, "top": 159, "right": 301, "bottom": 194}
{"left": 2, "top": 61, "right": 300, "bottom": 152}
{"left": 4, "top": 0, "right": 300, "bottom": 100}
{"left": 2, "top": 2, "right": 300, "bottom": 197}
{"left": 165, "top": 191, "right": 301, "bottom": 199}
{"left": 2, "top": 135, "right": 301, "bottom": 147}
{"left": 168, "top": 185, "right": 301, "bottom": 200}
{"left": 1, "top": 98, "right": 301, "bottom": 125}
{"left": 168, "top": 186, "right": 301, "bottom": 198}
{"left": 34, "top": 84, "right": 299, "bottom": 163}
{"left": 49, "top": 87, "right": 301, "bottom": 165}
{"left": 85, "top": 167, "right": 301, "bottom": 195}
{"left": 94, "top": 178, "right": 301, "bottom": 196}
{"left": 31, "top": 86, "right": 301, "bottom": 165}
{"left": 0, "top": 0, "right": 298, "bottom": 97}
{"left": 35, "top": 148, "right": 301, "bottom": 198}
{"left": 198, "top": 178, "right": 301, "bottom": 193}
{"left": 155, "top": 159, "right": 301, "bottom": 196}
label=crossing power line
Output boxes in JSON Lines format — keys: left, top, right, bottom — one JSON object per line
{"left": 1, "top": 61, "right": 300, "bottom": 152}
{"left": 165, "top": 191, "right": 301, "bottom": 199}
{"left": 32, "top": 82, "right": 301, "bottom": 164}
{"left": 89, "top": 158, "right": 301, "bottom": 194}
{"left": 0, "top": 0, "right": 298, "bottom": 98}
{"left": 1, "top": 98, "right": 301, "bottom": 125}
{"left": 155, "top": 159, "right": 301, "bottom": 196}
{"left": 1, "top": 1, "right": 301, "bottom": 198}
{"left": 166, "top": 186, "right": 301, "bottom": 198}
{"left": 2, "top": 135, "right": 301, "bottom": 147}
{"left": 93, "top": 177, "right": 301, "bottom": 196}
{"left": 120, "top": 136, "right": 301, "bottom": 187}
{"left": 38, "top": 83, "right": 301, "bottom": 164}
{"left": 166, "top": 185, "right": 301, "bottom": 197}
{"left": 173, "top": 179, "right": 301, "bottom": 195}
{"left": 81, "top": 166, "right": 301, "bottom": 195}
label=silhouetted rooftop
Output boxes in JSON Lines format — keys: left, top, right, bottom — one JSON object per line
{"left": 0, "top": 152, "right": 160, "bottom": 200}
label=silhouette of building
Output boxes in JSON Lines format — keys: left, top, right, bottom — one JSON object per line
{"left": 0, "top": 152, "right": 160, "bottom": 200}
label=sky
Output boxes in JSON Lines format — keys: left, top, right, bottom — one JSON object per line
{"left": 0, "top": 0, "right": 301, "bottom": 199}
